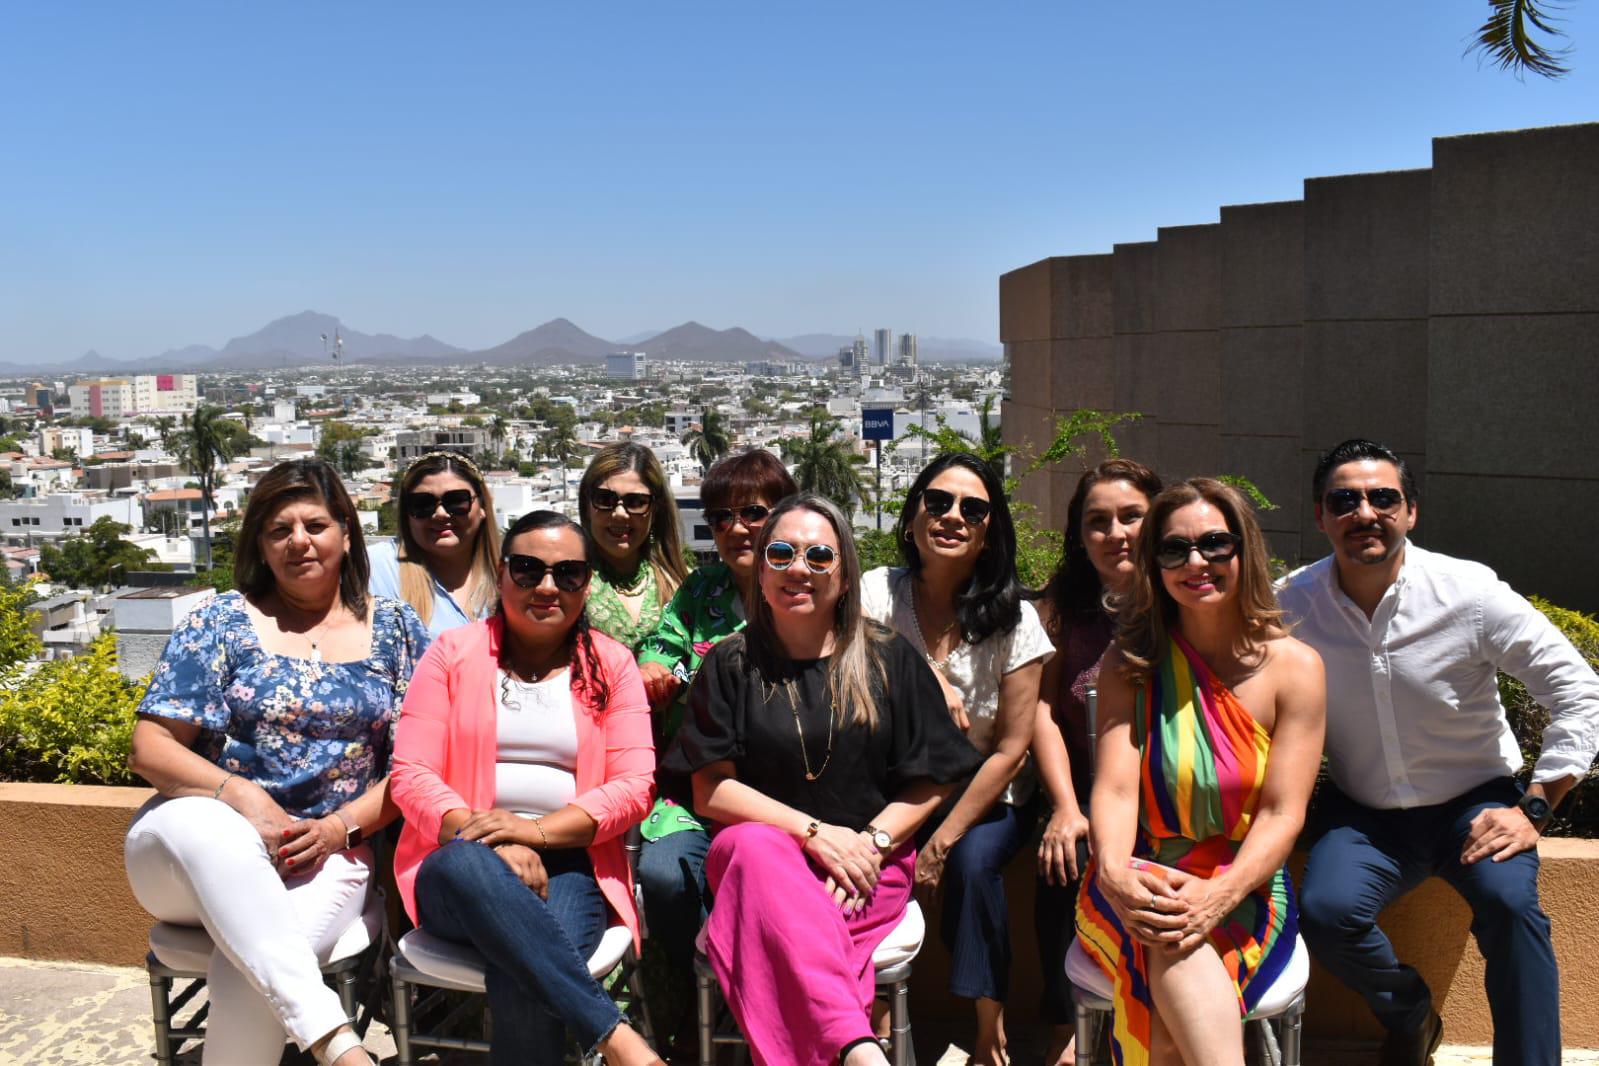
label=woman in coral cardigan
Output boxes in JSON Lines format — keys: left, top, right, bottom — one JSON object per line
{"left": 391, "top": 510, "right": 664, "bottom": 1066}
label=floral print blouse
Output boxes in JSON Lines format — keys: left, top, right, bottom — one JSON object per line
{"left": 137, "top": 591, "right": 430, "bottom": 818}
{"left": 585, "top": 567, "right": 667, "bottom": 652}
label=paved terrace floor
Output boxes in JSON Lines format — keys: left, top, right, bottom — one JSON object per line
{"left": 4, "top": 957, "right": 1596, "bottom": 1066}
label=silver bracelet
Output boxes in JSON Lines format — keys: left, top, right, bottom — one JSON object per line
{"left": 212, "top": 772, "right": 235, "bottom": 800}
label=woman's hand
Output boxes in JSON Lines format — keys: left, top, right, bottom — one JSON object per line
{"left": 493, "top": 843, "right": 549, "bottom": 899}
{"left": 1166, "top": 872, "right": 1239, "bottom": 955}
{"left": 914, "top": 835, "right": 950, "bottom": 895}
{"left": 639, "top": 661, "right": 681, "bottom": 710}
{"left": 803, "top": 823, "right": 882, "bottom": 899}
{"left": 1038, "top": 806, "right": 1091, "bottom": 886}
{"left": 1099, "top": 864, "right": 1189, "bottom": 948}
{"left": 933, "top": 670, "right": 969, "bottom": 731}
{"left": 277, "top": 814, "right": 346, "bottom": 877}
{"left": 229, "top": 779, "right": 298, "bottom": 862}
{"left": 457, "top": 808, "right": 536, "bottom": 848}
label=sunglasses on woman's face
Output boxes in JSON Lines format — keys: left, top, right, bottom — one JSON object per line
{"left": 505, "top": 554, "right": 592, "bottom": 592}
{"left": 402, "top": 489, "right": 475, "bottom": 520}
{"left": 1154, "top": 531, "right": 1244, "bottom": 571}
{"left": 921, "top": 487, "right": 992, "bottom": 525}
{"left": 1323, "top": 487, "right": 1405, "bottom": 518}
{"left": 764, "top": 540, "right": 840, "bottom": 575}
{"left": 705, "top": 504, "right": 771, "bottom": 534}
{"left": 590, "top": 488, "right": 654, "bottom": 516}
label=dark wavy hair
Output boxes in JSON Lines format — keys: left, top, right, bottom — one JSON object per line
{"left": 1037, "top": 458, "right": 1163, "bottom": 631}
{"left": 895, "top": 452, "right": 1021, "bottom": 645}
{"left": 497, "top": 510, "right": 608, "bottom": 709}
{"left": 235, "top": 458, "right": 369, "bottom": 617}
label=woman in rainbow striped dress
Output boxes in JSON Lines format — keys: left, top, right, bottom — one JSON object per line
{"left": 1076, "top": 478, "right": 1326, "bottom": 1066}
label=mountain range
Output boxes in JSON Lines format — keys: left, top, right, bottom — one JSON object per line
{"left": 6, "top": 312, "right": 998, "bottom": 375}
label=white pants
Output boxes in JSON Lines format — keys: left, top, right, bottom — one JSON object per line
{"left": 125, "top": 796, "right": 373, "bottom": 1064}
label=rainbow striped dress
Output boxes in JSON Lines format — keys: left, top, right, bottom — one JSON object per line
{"left": 1074, "top": 633, "right": 1295, "bottom": 1065}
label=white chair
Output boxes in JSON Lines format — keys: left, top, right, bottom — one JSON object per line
{"left": 692, "top": 899, "right": 925, "bottom": 1066}
{"left": 389, "top": 921, "right": 653, "bottom": 1065}
{"left": 1064, "top": 932, "right": 1309, "bottom": 1066}
{"left": 144, "top": 890, "right": 384, "bottom": 1066}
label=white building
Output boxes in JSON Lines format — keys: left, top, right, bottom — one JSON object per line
{"left": 606, "top": 352, "right": 648, "bottom": 381}
{"left": 38, "top": 426, "right": 93, "bottom": 457}
{"left": 67, "top": 375, "right": 197, "bottom": 418}
{"left": 112, "top": 586, "right": 215, "bottom": 680}
{"left": 0, "top": 493, "right": 141, "bottom": 540}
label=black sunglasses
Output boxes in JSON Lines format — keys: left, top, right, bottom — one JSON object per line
{"left": 1154, "top": 531, "right": 1244, "bottom": 571}
{"left": 921, "top": 487, "right": 992, "bottom": 525}
{"left": 1323, "top": 487, "right": 1405, "bottom": 518}
{"left": 590, "top": 488, "right": 654, "bottom": 516}
{"left": 705, "top": 504, "right": 771, "bottom": 534}
{"left": 764, "top": 540, "right": 840, "bottom": 574}
{"left": 402, "top": 489, "right": 475, "bottom": 520}
{"left": 505, "top": 554, "right": 592, "bottom": 592}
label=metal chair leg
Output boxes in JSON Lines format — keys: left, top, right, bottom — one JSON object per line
{"left": 625, "top": 947, "right": 657, "bottom": 1046}
{"left": 389, "top": 965, "right": 414, "bottom": 1066}
{"left": 1279, "top": 1002, "right": 1304, "bottom": 1066}
{"left": 696, "top": 968, "right": 717, "bottom": 1066}
{"left": 889, "top": 978, "right": 912, "bottom": 1066}
{"left": 147, "top": 969, "right": 174, "bottom": 1066}
{"left": 1073, "top": 1000, "right": 1099, "bottom": 1066}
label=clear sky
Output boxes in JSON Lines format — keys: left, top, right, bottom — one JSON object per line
{"left": 3, "top": 2, "right": 1596, "bottom": 363}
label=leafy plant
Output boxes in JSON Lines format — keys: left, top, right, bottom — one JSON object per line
{"left": 38, "top": 517, "right": 164, "bottom": 589}
{"left": 0, "top": 634, "right": 145, "bottom": 786}
{"left": 779, "top": 410, "right": 873, "bottom": 518}
{"left": 1502, "top": 597, "right": 1599, "bottom": 836}
{"left": 1469, "top": 0, "right": 1572, "bottom": 79}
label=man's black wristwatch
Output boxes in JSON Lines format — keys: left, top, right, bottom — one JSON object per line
{"left": 1518, "top": 792, "right": 1552, "bottom": 830}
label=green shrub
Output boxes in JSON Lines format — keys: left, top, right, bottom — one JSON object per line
{"left": 1502, "top": 597, "right": 1599, "bottom": 836}
{"left": 0, "top": 634, "right": 145, "bottom": 786}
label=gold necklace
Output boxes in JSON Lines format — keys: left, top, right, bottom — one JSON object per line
{"left": 765, "top": 676, "right": 835, "bottom": 781}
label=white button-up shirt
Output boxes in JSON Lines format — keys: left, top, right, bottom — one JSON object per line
{"left": 1276, "top": 542, "right": 1599, "bottom": 810}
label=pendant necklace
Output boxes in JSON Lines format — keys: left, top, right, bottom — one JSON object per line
{"left": 766, "top": 676, "right": 835, "bottom": 781}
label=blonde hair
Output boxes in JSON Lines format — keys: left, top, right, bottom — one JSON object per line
{"left": 395, "top": 451, "right": 502, "bottom": 625}
{"left": 578, "top": 442, "right": 688, "bottom": 604}
{"left": 1114, "top": 477, "right": 1286, "bottom": 674}
{"left": 745, "top": 493, "right": 892, "bottom": 730}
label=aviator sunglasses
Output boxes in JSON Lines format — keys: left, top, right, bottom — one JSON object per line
{"left": 704, "top": 504, "right": 771, "bottom": 534}
{"left": 505, "top": 554, "right": 592, "bottom": 592}
{"left": 764, "top": 540, "right": 840, "bottom": 575}
{"left": 920, "top": 487, "right": 992, "bottom": 525}
{"left": 1323, "top": 487, "right": 1405, "bottom": 518}
{"left": 1154, "top": 531, "right": 1244, "bottom": 571}
{"left": 402, "top": 489, "right": 475, "bottom": 520}
{"left": 590, "top": 487, "right": 654, "bottom": 516}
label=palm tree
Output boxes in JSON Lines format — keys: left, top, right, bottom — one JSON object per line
{"left": 1470, "top": 0, "right": 1572, "bottom": 79}
{"left": 781, "top": 410, "right": 872, "bottom": 518}
{"left": 174, "top": 405, "right": 234, "bottom": 571}
{"left": 152, "top": 415, "right": 177, "bottom": 452}
{"left": 682, "top": 406, "right": 731, "bottom": 472}
{"left": 489, "top": 413, "right": 510, "bottom": 464}
{"left": 542, "top": 423, "right": 580, "bottom": 501}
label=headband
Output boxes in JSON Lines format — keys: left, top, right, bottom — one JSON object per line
{"left": 402, "top": 449, "right": 484, "bottom": 483}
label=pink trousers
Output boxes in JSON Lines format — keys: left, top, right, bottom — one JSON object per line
{"left": 704, "top": 822, "right": 914, "bottom": 1066}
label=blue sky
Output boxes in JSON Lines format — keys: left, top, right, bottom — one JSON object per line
{"left": 2, "top": 2, "right": 1596, "bottom": 362}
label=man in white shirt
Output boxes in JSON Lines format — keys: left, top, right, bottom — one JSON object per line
{"left": 1277, "top": 439, "right": 1599, "bottom": 1066}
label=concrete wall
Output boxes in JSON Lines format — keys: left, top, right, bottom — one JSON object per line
{"left": 1002, "top": 122, "right": 1599, "bottom": 610}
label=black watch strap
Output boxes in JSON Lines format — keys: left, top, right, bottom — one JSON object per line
{"left": 1518, "top": 792, "right": 1552, "bottom": 829}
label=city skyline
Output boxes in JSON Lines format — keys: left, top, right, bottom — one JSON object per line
{"left": 3, "top": 3, "right": 1596, "bottom": 364}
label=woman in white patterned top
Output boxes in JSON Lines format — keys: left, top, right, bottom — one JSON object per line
{"left": 861, "top": 452, "right": 1053, "bottom": 1066}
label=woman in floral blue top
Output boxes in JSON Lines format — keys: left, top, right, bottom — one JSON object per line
{"left": 125, "top": 460, "right": 428, "bottom": 1066}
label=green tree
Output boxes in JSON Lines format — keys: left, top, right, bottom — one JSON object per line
{"left": 1470, "top": 0, "right": 1573, "bottom": 79}
{"left": 0, "top": 633, "right": 145, "bottom": 785}
{"left": 0, "top": 583, "right": 42, "bottom": 669}
{"left": 682, "top": 407, "right": 731, "bottom": 472}
{"left": 174, "top": 405, "right": 234, "bottom": 571}
{"left": 151, "top": 415, "right": 177, "bottom": 451}
{"left": 780, "top": 411, "right": 873, "bottom": 517}
{"left": 38, "top": 517, "right": 163, "bottom": 589}
{"left": 489, "top": 413, "right": 510, "bottom": 462}
{"left": 0, "top": 470, "right": 17, "bottom": 500}
{"left": 542, "top": 423, "right": 580, "bottom": 500}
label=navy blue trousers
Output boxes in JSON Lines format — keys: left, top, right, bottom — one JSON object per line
{"left": 417, "top": 840, "right": 623, "bottom": 1065}
{"left": 940, "top": 801, "right": 1037, "bottom": 1002}
{"left": 1299, "top": 778, "right": 1560, "bottom": 1066}
{"left": 636, "top": 827, "right": 710, "bottom": 970}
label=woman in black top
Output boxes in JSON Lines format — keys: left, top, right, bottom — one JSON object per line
{"left": 664, "top": 493, "right": 980, "bottom": 1066}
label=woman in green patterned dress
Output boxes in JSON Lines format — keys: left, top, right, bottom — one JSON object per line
{"left": 577, "top": 442, "right": 689, "bottom": 651}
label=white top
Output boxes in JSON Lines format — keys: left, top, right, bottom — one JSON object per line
{"left": 494, "top": 672, "right": 580, "bottom": 817}
{"left": 1277, "top": 542, "right": 1599, "bottom": 810}
{"left": 861, "top": 566, "right": 1055, "bottom": 806}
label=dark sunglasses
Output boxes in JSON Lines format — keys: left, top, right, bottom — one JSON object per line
{"left": 764, "top": 540, "right": 840, "bottom": 575}
{"left": 1154, "top": 531, "right": 1244, "bottom": 571}
{"left": 505, "top": 554, "right": 592, "bottom": 592}
{"left": 1323, "top": 487, "right": 1405, "bottom": 518}
{"left": 705, "top": 504, "right": 771, "bottom": 534}
{"left": 921, "top": 487, "right": 992, "bottom": 525}
{"left": 402, "top": 489, "right": 475, "bottom": 520}
{"left": 590, "top": 488, "right": 654, "bottom": 515}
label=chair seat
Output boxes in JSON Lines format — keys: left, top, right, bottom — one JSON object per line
{"left": 394, "top": 924, "right": 633, "bottom": 994}
{"left": 149, "top": 890, "right": 382, "bottom": 975}
{"left": 1065, "top": 932, "right": 1310, "bottom": 1020}
{"left": 693, "top": 899, "right": 926, "bottom": 971}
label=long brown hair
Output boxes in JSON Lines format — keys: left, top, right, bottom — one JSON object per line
{"left": 394, "top": 451, "right": 501, "bottom": 625}
{"left": 743, "top": 493, "right": 892, "bottom": 730}
{"left": 1037, "top": 458, "right": 1163, "bottom": 634}
{"left": 235, "top": 458, "right": 369, "bottom": 617}
{"left": 578, "top": 442, "right": 688, "bottom": 603}
{"left": 1114, "top": 477, "right": 1285, "bottom": 673}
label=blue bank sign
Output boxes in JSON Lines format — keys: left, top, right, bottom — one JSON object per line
{"left": 862, "top": 408, "right": 894, "bottom": 441}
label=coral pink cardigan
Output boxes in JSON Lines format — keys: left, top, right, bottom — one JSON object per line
{"left": 390, "top": 616, "right": 655, "bottom": 946}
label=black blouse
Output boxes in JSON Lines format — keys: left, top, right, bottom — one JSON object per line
{"left": 662, "top": 627, "right": 983, "bottom": 829}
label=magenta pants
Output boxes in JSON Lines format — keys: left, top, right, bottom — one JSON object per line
{"left": 704, "top": 822, "right": 914, "bottom": 1066}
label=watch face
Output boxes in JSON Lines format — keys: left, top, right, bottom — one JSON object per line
{"left": 1523, "top": 796, "right": 1551, "bottom": 820}
{"left": 872, "top": 830, "right": 892, "bottom": 850}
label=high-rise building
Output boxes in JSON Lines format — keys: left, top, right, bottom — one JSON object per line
{"left": 898, "top": 333, "right": 918, "bottom": 367}
{"left": 852, "top": 334, "right": 869, "bottom": 370}
{"left": 66, "top": 375, "right": 198, "bottom": 418}
{"left": 606, "top": 352, "right": 648, "bottom": 380}
{"left": 873, "top": 328, "right": 892, "bottom": 366}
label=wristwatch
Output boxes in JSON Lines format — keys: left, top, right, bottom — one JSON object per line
{"left": 337, "top": 810, "right": 364, "bottom": 850}
{"left": 1518, "top": 792, "right": 1552, "bottom": 830}
{"left": 865, "top": 825, "right": 893, "bottom": 853}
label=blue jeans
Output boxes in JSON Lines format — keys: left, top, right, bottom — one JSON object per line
{"left": 416, "top": 840, "right": 623, "bottom": 1065}
{"left": 636, "top": 828, "right": 710, "bottom": 970}
{"left": 941, "top": 801, "right": 1037, "bottom": 1002}
{"left": 1300, "top": 778, "right": 1560, "bottom": 1066}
